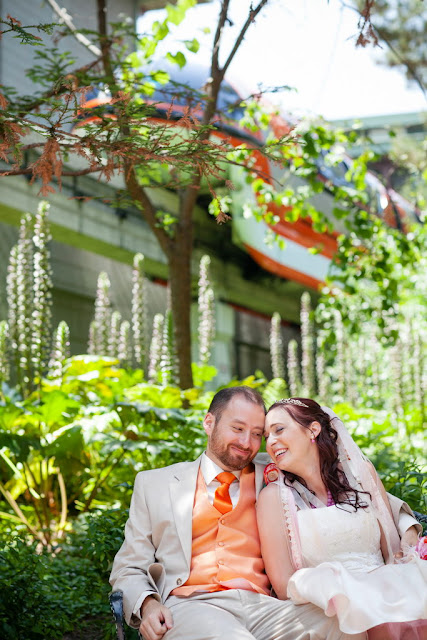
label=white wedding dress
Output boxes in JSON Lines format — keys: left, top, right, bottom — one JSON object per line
{"left": 287, "top": 504, "right": 427, "bottom": 636}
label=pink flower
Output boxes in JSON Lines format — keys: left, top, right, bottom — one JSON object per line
{"left": 415, "top": 536, "right": 427, "bottom": 561}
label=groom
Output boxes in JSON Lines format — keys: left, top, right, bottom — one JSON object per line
{"left": 110, "top": 386, "right": 420, "bottom": 640}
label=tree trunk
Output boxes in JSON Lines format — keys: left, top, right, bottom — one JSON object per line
{"left": 166, "top": 228, "right": 194, "bottom": 389}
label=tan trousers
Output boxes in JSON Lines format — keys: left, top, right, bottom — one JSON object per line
{"left": 162, "top": 590, "right": 363, "bottom": 640}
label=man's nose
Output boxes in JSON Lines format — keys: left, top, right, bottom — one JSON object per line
{"left": 237, "top": 431, "right": 251, "bottom": 448}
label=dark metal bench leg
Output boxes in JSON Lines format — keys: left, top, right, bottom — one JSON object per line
{"left": 109, "top": 590, "right": 144, "bottom": 640}
{"left": 109, "top": 590, "right": 126, "bottom": 640}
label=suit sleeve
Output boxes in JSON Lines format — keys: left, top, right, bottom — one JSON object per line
{"left": 386, "top": 491, "right": 423, "bottom": 536}
{"left": 365, "top": 460, "right": 422, "bottom": 538}
{"left": 109, "top": 472, "right": 163, "bottom": 628}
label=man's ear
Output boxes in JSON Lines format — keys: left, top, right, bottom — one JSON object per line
{"left": 203, "top": 412, "right": 215, "bottom": 436}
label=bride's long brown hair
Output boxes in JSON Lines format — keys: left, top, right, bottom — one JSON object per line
{"left": 267, "top": 398, "right": 370, "bottom": 510}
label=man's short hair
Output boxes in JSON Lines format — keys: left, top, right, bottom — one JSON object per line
{"left": 207, "top": 386, "right": 266, "bottom": 423}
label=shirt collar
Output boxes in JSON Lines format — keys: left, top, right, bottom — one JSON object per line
{"left": 201, "top": 452, "right": 241, "bottom": 485}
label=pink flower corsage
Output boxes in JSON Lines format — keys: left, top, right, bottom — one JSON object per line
{"left": 415, "top": 536, "right": 427, "bottom": 560}
{"left": 264, "top": 462, "right": 279, "bottom": 484}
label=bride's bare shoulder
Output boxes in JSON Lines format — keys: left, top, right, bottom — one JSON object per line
{"left": 258, "top": 481, "right": 282, "bottom": 510}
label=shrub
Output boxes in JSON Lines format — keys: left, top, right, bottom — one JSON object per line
{"left": 0, "top": 537, "right": 109, "bottom": 640}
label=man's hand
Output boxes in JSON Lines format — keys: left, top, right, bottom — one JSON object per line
{"left": 139, "top": 596, "right": 173, "bottom": 640}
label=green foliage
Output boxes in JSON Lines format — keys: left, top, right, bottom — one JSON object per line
{"left": 78, "top": 509, "right": 129, "bottom": 576}
{"left": 330, "top": 402, "right": 426, "bottom": 514}
{"left": 262, "top": 377, "right": 287, "bottom": 411}
{"left": 0, "top": 356, "right": 211, "bottom": 543}
{"left": 0, "top": 536, "right": 110, "bottom": 640}
{"left": 0, "top": 17, "right": 55, "bottom": 46}
{"left": 191, "top": 362, "right": 217, "bottom": 389}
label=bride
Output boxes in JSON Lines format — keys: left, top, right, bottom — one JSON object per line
{"left": 257, "top": 398, "right": 427, "bottom": 640}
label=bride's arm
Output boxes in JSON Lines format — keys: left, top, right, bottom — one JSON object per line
{"left": 256, "top": 483, "right": 295, "bottom": 600}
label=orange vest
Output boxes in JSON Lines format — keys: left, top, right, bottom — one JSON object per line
{"left": 172, "top": 464, "right": 270, "bottom": 596}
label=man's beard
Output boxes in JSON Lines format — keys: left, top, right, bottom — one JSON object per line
{"left": 209, "top": 430, "right": 254, "bottom": 470}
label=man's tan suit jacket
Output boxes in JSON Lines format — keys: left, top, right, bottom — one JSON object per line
{"left": 109, "top": 453, "right": 420, "bottom": 628}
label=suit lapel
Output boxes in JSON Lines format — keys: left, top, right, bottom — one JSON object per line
{"left": 170, "top": 455, "right": 202, "bottom": 567}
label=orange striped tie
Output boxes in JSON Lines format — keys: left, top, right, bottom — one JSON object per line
{"left": 213, "top": 472, "right": 236, "bottom": 514}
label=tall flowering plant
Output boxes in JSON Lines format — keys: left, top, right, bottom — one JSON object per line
{"left": 198, "top": 255, "right": 216, "bottom": 367}
{"left": 301, "top": 292, "right": 315, "bottom": 396}
{"left": 148, "top": 313, "right": 164, "bottom": 383}
{"left": 48, "top": 320, "right": 70, "bottom": 382}
{"left": 88, "top": 272, "right": 112, "bottom": 356}
{"left": 31, "top": 202, "right": 53, "bottom": 385}
{"left": 270, "top": 312, "right": 285, "bottom": 379}
{"left": 132, "top": 253, "right": 148, "bottom": 372}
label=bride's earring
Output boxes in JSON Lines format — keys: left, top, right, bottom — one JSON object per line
{"left": 309, "top": 430, "right": 316, "bottom": 443}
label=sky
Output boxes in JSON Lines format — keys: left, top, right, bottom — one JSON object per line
{"left": 139, "top": 0, "right": 427, "bottom": 122}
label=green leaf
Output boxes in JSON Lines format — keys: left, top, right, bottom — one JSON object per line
{"left": 184, "top": 38, "right": 199, "bottom": 54}
{"left": 33, "top": 390, "right": 80, "bottom": 428}
{"left": 44, "top": 425, "right": 85, "bottom": 460}
{"left": 0, "top": 432, "right": 40, "bottom": 461}
{"left": 152, "top": 20, "right": 169, "bottom": 41}
{"left": 166, "top": 0, "right": 196, "bottom": 25}
{"left": 151, "top": 70, "right": 170, "bottom": 84}
{"left": 165, "top": 51, "right": 187, "bottom": 69}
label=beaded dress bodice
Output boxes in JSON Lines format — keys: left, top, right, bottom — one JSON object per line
{"left": 297, "top": 504, "right": 384, "bottom": 574}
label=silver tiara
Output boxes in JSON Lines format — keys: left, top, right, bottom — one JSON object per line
{"left": 277, "top": 398, "right": 309, "bottom": 408}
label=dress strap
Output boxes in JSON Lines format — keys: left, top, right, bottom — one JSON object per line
{"left": 277, "top": 478, "right": 304, "bottom": 571}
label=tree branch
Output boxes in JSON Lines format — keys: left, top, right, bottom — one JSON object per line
{"left": 339, "top": 0, "right": 426, "bottom": 97}
{"left": 0, "top": 163, "right": 121, "bottom": 178}
{"left": 92, "top": 0, "right": 169, "bottom": 256}
{"left": 124, "top": 163, "right": 170, "bottom": 255}
{"left": 97, "top": 0, "right": 115, "bottom": 82}
{"left": 181, "top": 0, "right": 270, "bottom": 226}
{"left": 211, "top": 0, "right": 231, "bottom": 77}
{"left": 45, "top": 0, "right": 101, "bottom": 56}
{"left": 374, "top": 25, "right": 426, "bottom": 97}
{"left": 15, "top": 58, "right": 100, "bottom": 118}
{"left": 221, "top": 0, "right": 269, "bottom": 79}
